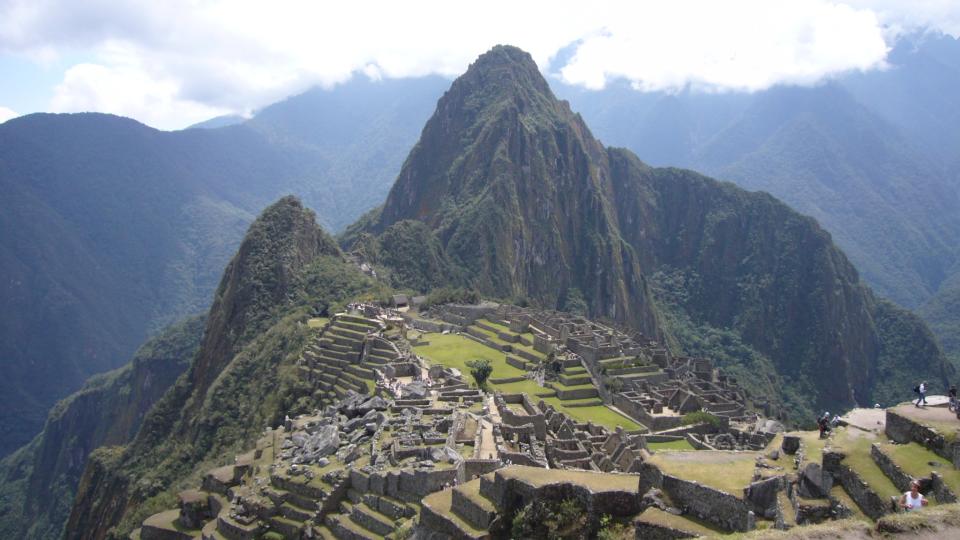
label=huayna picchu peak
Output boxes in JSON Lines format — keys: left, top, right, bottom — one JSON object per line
{"left": 0, "top": 44, "right": 956, "bottom": 540}
{"left": 361, "top": 44, "right": 952, "bottom": 418}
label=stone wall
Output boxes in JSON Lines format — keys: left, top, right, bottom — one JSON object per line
{"left": 464, "top": 459, "right": 501, "bottom": 479}
{"left": 483, "top": 469, "right": 640, "bottom": 533}
{"left": 633, "top": 519, "right": 699, "bottom": 540}
{"left": 350, "top": 466, "right": 462, "bottom": 503}
{"left": 870, "top": 444, "right": 913, "bottom": 493}
{"left": 638, "top": 462, "right": 755, "bottom": 532}
{"left": 496, "top": 394, "right": 546, "bottom": 440}
{"left": 886, "top": 410, "right": 960, "bottom": 468}
{"left": 822, "top": 451, "right": 892, "bottom": 520}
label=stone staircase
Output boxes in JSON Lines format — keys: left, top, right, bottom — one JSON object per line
{"left": 299, "top": 314, "right": 385, "bottom": 408}
{"left": 324, "top": 488, "right": 416, "bottom": 539}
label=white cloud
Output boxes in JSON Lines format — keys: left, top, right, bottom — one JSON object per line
{"left": 560, "top": 1, "right": 889, "bottom": 92}
{"left": 48, "top": 49, "right": 232, "bottom": 130}
{"left": 0, "top": 0, "right": 957, "bottom": 129}
{"left": 0, "top": 106, "right": 19, "bottom": 123}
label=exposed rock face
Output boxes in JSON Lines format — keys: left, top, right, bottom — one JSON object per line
{"left": 366, "top": 44, "right": 952, "bottom": 415}
{"left": 0, "top": 316, "right": 203, "bottom": 540}
{"left": 371, "top": 45, "right": 661, "bottom": 337}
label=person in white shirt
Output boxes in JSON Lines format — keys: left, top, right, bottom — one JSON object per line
{"left": 900, "top": 481, "right": 928, "bottom": 512}
{"left": 915, "top": 382, "right": 928, "bottom": 407}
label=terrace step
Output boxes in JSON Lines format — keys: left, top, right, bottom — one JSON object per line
{"left": 635, "top": 507, "right": 724, "bottom": 537}
{"left": 363, "top": 494, "right": 416, "bottom": 520}
{"left": 140, "top": 509, "right": 194, "bottom": 540}
{"left": 267, "top": 514, "right": 304, "bottom": 538}
{"left": 421, "top": 489, "right": 488, "bottom": 540}
{"left": 326, "top": 513, "right": 383, "bottom": 540}
{"left": 350, "top": 502, "right": 396, "bottom": 536}
{"left": 279, "top": 500, "right": 315, "bottom": 521}
{"left": 451, "top": 483, "right": 497, "bottom": 530}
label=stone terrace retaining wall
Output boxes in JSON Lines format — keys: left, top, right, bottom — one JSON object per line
{"left": 823, "top": 451, "right": 892, "bottom": 520}
{"left": 634, "top": 519, "right": 700, "bottom": 540}
{"left": 870, "top": 444, "right": 914, "bottom": 493}
{"left": 483, "top": 468, "right": 641, "bottom": 533}
{"left": 350, "top": 465, "right": 462, "bottom": 503}
{"left": 886, "top": 410, "right": 960, "bottom": 468}
{"left": 871, "top": 444, "right": 958, "bottom": 503}
{"left": 638, "top": 462, "right": 755, "bottom": 532}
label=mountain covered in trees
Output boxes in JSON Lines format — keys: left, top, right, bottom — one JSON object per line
{"left": 559, "top": 32, "right": 960, "bottom": 365}
{"left": 0, "top": 76, "right": 446, "bottom": 456}
{"left": 1, "top": 44, "right": 954, "bottom": 539}
{"left": 4, "top": 32, "right": 959, "bottom": 460}
{"left": 354, "top": 46, "right": 952, "bottom": 419}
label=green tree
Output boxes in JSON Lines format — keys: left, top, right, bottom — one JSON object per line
{"left": 465, "top": 359, "right": 493, "bottom": 389}
{"left": 562, "top": 287, "right": 588, "bottom": 316}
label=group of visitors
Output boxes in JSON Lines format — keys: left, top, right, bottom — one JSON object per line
{"left": 913, "top": 381, "right": 958, "bottom": 412}
{"left": 816, "top": 411, "right": 840, "bottom": 438}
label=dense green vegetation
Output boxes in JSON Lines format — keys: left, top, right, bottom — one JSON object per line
{"left": 358, "top": 45, "right": 952, "bottom": 427}
{"left": 465, "top": 359, "right": 493, "bottom": 389}
{"left": 63, "top": 197, "right": 392, "bottom": 539}
{"left": 511, "top": 498, "right": 587, "bottom": 540}
{"left": 0, "top": 315, "right": 204, "bottom": 540}
{"left": 0, "top": 76, "right": 447, "bottom": 457}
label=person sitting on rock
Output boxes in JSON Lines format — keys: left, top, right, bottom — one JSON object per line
{"left": 900, "top": 481, "right": 928, "bottom": 512}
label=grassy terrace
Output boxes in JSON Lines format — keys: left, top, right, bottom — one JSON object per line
{"left": 414, "top": 333, "right": 527, "bottom": 379}
{"left": 637, "top": 507, "right": 724, "bottom": 536}
{"left": 414, "top": 332, "right": 643, "bottom": 431}
{"left": 646, "top": 451, "right": 757, "bottom": 495}
{"left": 648, "top": 439, "right": 695, "bottom": 451}
{"left": 829, "top": 428, "right": 899, "bottom": 499}
{"left": 477, "top": 319, "right": 546, "bottom": 359}
{"left": 890, "top": 403, "right": 960, "bottom": 442}
{"left": 422, "top": 488, "right": 488, "bottom": 537}
{"left": 879, "top": 441, "right": 960, "bottom": 495}
{"left": 785, "top": 430, "right": 826, "bottom": 466}
{"left": 499, "top": 464, "right": 639, "bottom": 492}
{"left": 307, "top": 317, "right": 330, "bottom": 328}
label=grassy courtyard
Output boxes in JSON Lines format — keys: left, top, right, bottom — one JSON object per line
{"left": 414, "top": 333, "right": 527, "bottom": 380}
{"left": 413, "top": 332, "right": 644, "bottom": 431}
{"left": 646, "top": 451, "right": 757, "bottom": 495}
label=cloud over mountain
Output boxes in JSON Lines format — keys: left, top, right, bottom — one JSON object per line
{"left": 1, "top": 0, "right": 957, "bottom": 129}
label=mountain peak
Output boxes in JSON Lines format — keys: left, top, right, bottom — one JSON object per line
{"left": 449, "top": 44, "right": 556, "bottom": 113}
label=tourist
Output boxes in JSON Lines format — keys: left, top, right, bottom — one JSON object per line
{"left": 817, "top": 414, "right": 830, "bottom": 438}
{"left": 915, "top": 381, "right": 928, "bottom": 407}
{"left": 949, "top": 384, "right": 958, "bottom": 412}
{"left": 899, "top": 481, "right": 928, "bottom": 512}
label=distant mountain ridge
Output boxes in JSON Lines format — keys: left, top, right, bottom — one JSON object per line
{"left": 0, "top": 76, "right": 446, "bottom": 455}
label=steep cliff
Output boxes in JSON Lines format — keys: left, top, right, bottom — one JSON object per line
{"left": 0, "top": 316, "right": 202, "bottom": 539}
{"left": 366, "top": 45, "right": 952, "bottom": 417}
{"left": 64, "top": 196, "right": 386, "bottom": 539}
{"left": 372, "top": 45, "right": 661, "bottom": 336}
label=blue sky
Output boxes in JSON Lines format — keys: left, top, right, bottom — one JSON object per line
{"left": 1, "top": 0, "right": 958, "bottom": 129}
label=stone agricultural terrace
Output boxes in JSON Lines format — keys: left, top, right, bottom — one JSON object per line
{"left": 131, "top": 301, "right": 960, "bottom": 539}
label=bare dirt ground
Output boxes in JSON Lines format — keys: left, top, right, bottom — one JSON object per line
{"left": 891, "top": 402, "right": 959, "bottom": 427}
{"left": 841, "top": 408, "right": 886, "bottom": 433}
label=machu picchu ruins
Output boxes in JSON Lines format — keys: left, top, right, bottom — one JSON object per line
{"left": 131, "top": 300, "right": 960, "bottom": 540}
